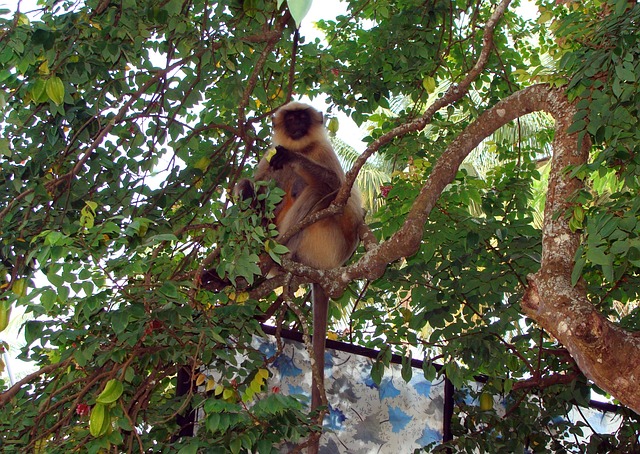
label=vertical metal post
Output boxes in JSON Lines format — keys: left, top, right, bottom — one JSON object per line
{"left": 443, "top": 376, "right": 454, "bottom": 452}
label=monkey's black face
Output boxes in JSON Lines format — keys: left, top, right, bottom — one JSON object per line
{"left": 283, "top": 108, "right": 313, "bottom": 140}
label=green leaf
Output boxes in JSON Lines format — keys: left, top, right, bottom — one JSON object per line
{"left": 586, "top": 247, "right": 609, "bottom": 266}
{"left": 206, "top": 412, "right": 220, "bottom": 433}
{"left": 242, "top": 387, "right": 255, "bottom": 402}
{"left": 628, "top": 255, "right": 640, "bottom": 268}
{"left": 0, "top": 138, "right": 9, "bottom": 157}
{"left": 615, "top": 63, "right": 636, "bottom": 82}
{"left": 257, "top": 368, "right": 269, "bottom": 380}
{"left": 31, "top": 28, "right": 54, "bottom": 49}
{"left": 566, "top": 119, "right": 586, "bottom": 134}
{"left": 41, "top": 288, "right": 57, "bottom": 311}
{"left": 445, "top": 362, "right": 464, "bottom": 389}
{"left": 159, "top": 281, "right": 179, "bottom": 298}
{"left": 257, "top": 439, "right": 273, "bottom": 453}
{"left": 44, "top": 230, "right": 70, "bottom": 246}
{"left": 117, "top": 416, "right": 134, "bottom": 431}
{"left": 230, "top": 437, "right": 242, "bottom": 454}
{"left": 610, "top": 239, "right": 629, "bottom": 255}
{"left": 370, "top": 360, "right": 383, "bottom": 385}
{"left": 503, "top": 378, "right": 513, "bottom": 394}
{"left": 177, "top": 444, "right": 199, "bottom": 454}
{"left": 422, "top": 360, "right": 437, "bottom": 382}
{"left": 146, "top": 233, "right": 179, "bottom": 243}
{"left": 112, "top": 310, "right": 129, "bottom": 335}
{"left": 286, "top": 0, "right": 312, "bottom": 27}
{"left": 24, "top": 321, "right": 43, "bottom": 346}
{"left": 571, "top": 253, "right": 585, "bottom": 286}
{"left": 250, "top": 378, "right": 262, "bottom": 393}
{"left": 80, "top": 201, "right": 97, "bottom": 229}
{"left": 401, "top": 355, "right": 413, "bottom": 382}
{"left": 601, "top": 262, "right": 614, "bottom": 282}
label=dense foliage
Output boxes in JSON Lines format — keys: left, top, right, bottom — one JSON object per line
{"left": 0, "top": 0, "right": 639, "bottom": 452}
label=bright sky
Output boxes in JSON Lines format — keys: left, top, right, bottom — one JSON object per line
{"left": 295, "top": 0, "right": 368, "bottom": 153}
{"left": 298, "top": 0, "right": 538, "bottom": 153}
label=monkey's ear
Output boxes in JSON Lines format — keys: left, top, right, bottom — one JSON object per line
{"left": 319, "top": 112, "right": 324, "bottom": 123}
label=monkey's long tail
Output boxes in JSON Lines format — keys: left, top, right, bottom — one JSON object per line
{"left": 309, "top": 283, "right": 329, "bottom": 454}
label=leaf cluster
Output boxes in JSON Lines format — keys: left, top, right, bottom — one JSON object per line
{"left": 1, "top": 0, "right": 640, "bottom": 452}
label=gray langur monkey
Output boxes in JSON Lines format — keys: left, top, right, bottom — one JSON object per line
{"left": 234, "top": 102, "right": 364, "bottom": 451}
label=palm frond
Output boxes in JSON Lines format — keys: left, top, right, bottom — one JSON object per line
{"left": 332, "top": 136, "right": 394, "bottom": 215}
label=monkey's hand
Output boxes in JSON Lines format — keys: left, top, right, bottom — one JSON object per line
{"left": 269, "top": 145, "right": 294, "bottom": 170}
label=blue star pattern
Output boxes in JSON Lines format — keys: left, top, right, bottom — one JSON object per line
{"left": 287, "top": 384, "right": 307, "bottom": 400}
{"left": 363, "top": 374, "right": 378, "bottom": 389}
{"left": 411, "top": 377, "right": 432, "bottom": 398}
{"left": 257, "top": 339, "right": 276, "bottom": 359}
{"left": 209, "top": 336, "right": 617, "bottom": 452}
{"left": 324, "top": 405, "right": 347, "bottom": 431}
{"left": 324, "top": 350, "right": 334, "bottom": 369}
{"left": 272, "top": 353, "right": 302, "bottom": 377}
{"left": 416, "top": 426, "right": 442, "bottom": 447}
{"left": 388, "top": 406, "right": 412, "bottom": 433}
{"left": 379, "top": 378, "right": 401, "bottom": 400}
{"left": 244, "top": 336, "right": 447, "bottom": 452}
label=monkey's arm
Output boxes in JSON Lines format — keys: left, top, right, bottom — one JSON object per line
{"left": 270, "top": 146, "right": 342, "bottom": 194}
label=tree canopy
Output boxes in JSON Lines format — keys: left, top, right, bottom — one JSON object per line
{"left": 1, "top": 0, "right": 639, "bottom": 452}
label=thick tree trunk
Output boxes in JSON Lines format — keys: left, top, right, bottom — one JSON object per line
{"left": 520, "top": 89, "right": 640, "bottom": 415}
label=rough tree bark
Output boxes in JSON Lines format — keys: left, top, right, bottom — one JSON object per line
{"left": 520, "top": 92, "right": 640, "bottom": 414}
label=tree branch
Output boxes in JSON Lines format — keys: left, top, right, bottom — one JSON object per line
{"left": 335, "top": 0, "right": 512, "bottom": 207}
{"left": 0, "top": 357, "right": 73, "bottom": 407}
{"left": 512, "top": 370, "right": 581, "bottom": 392}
